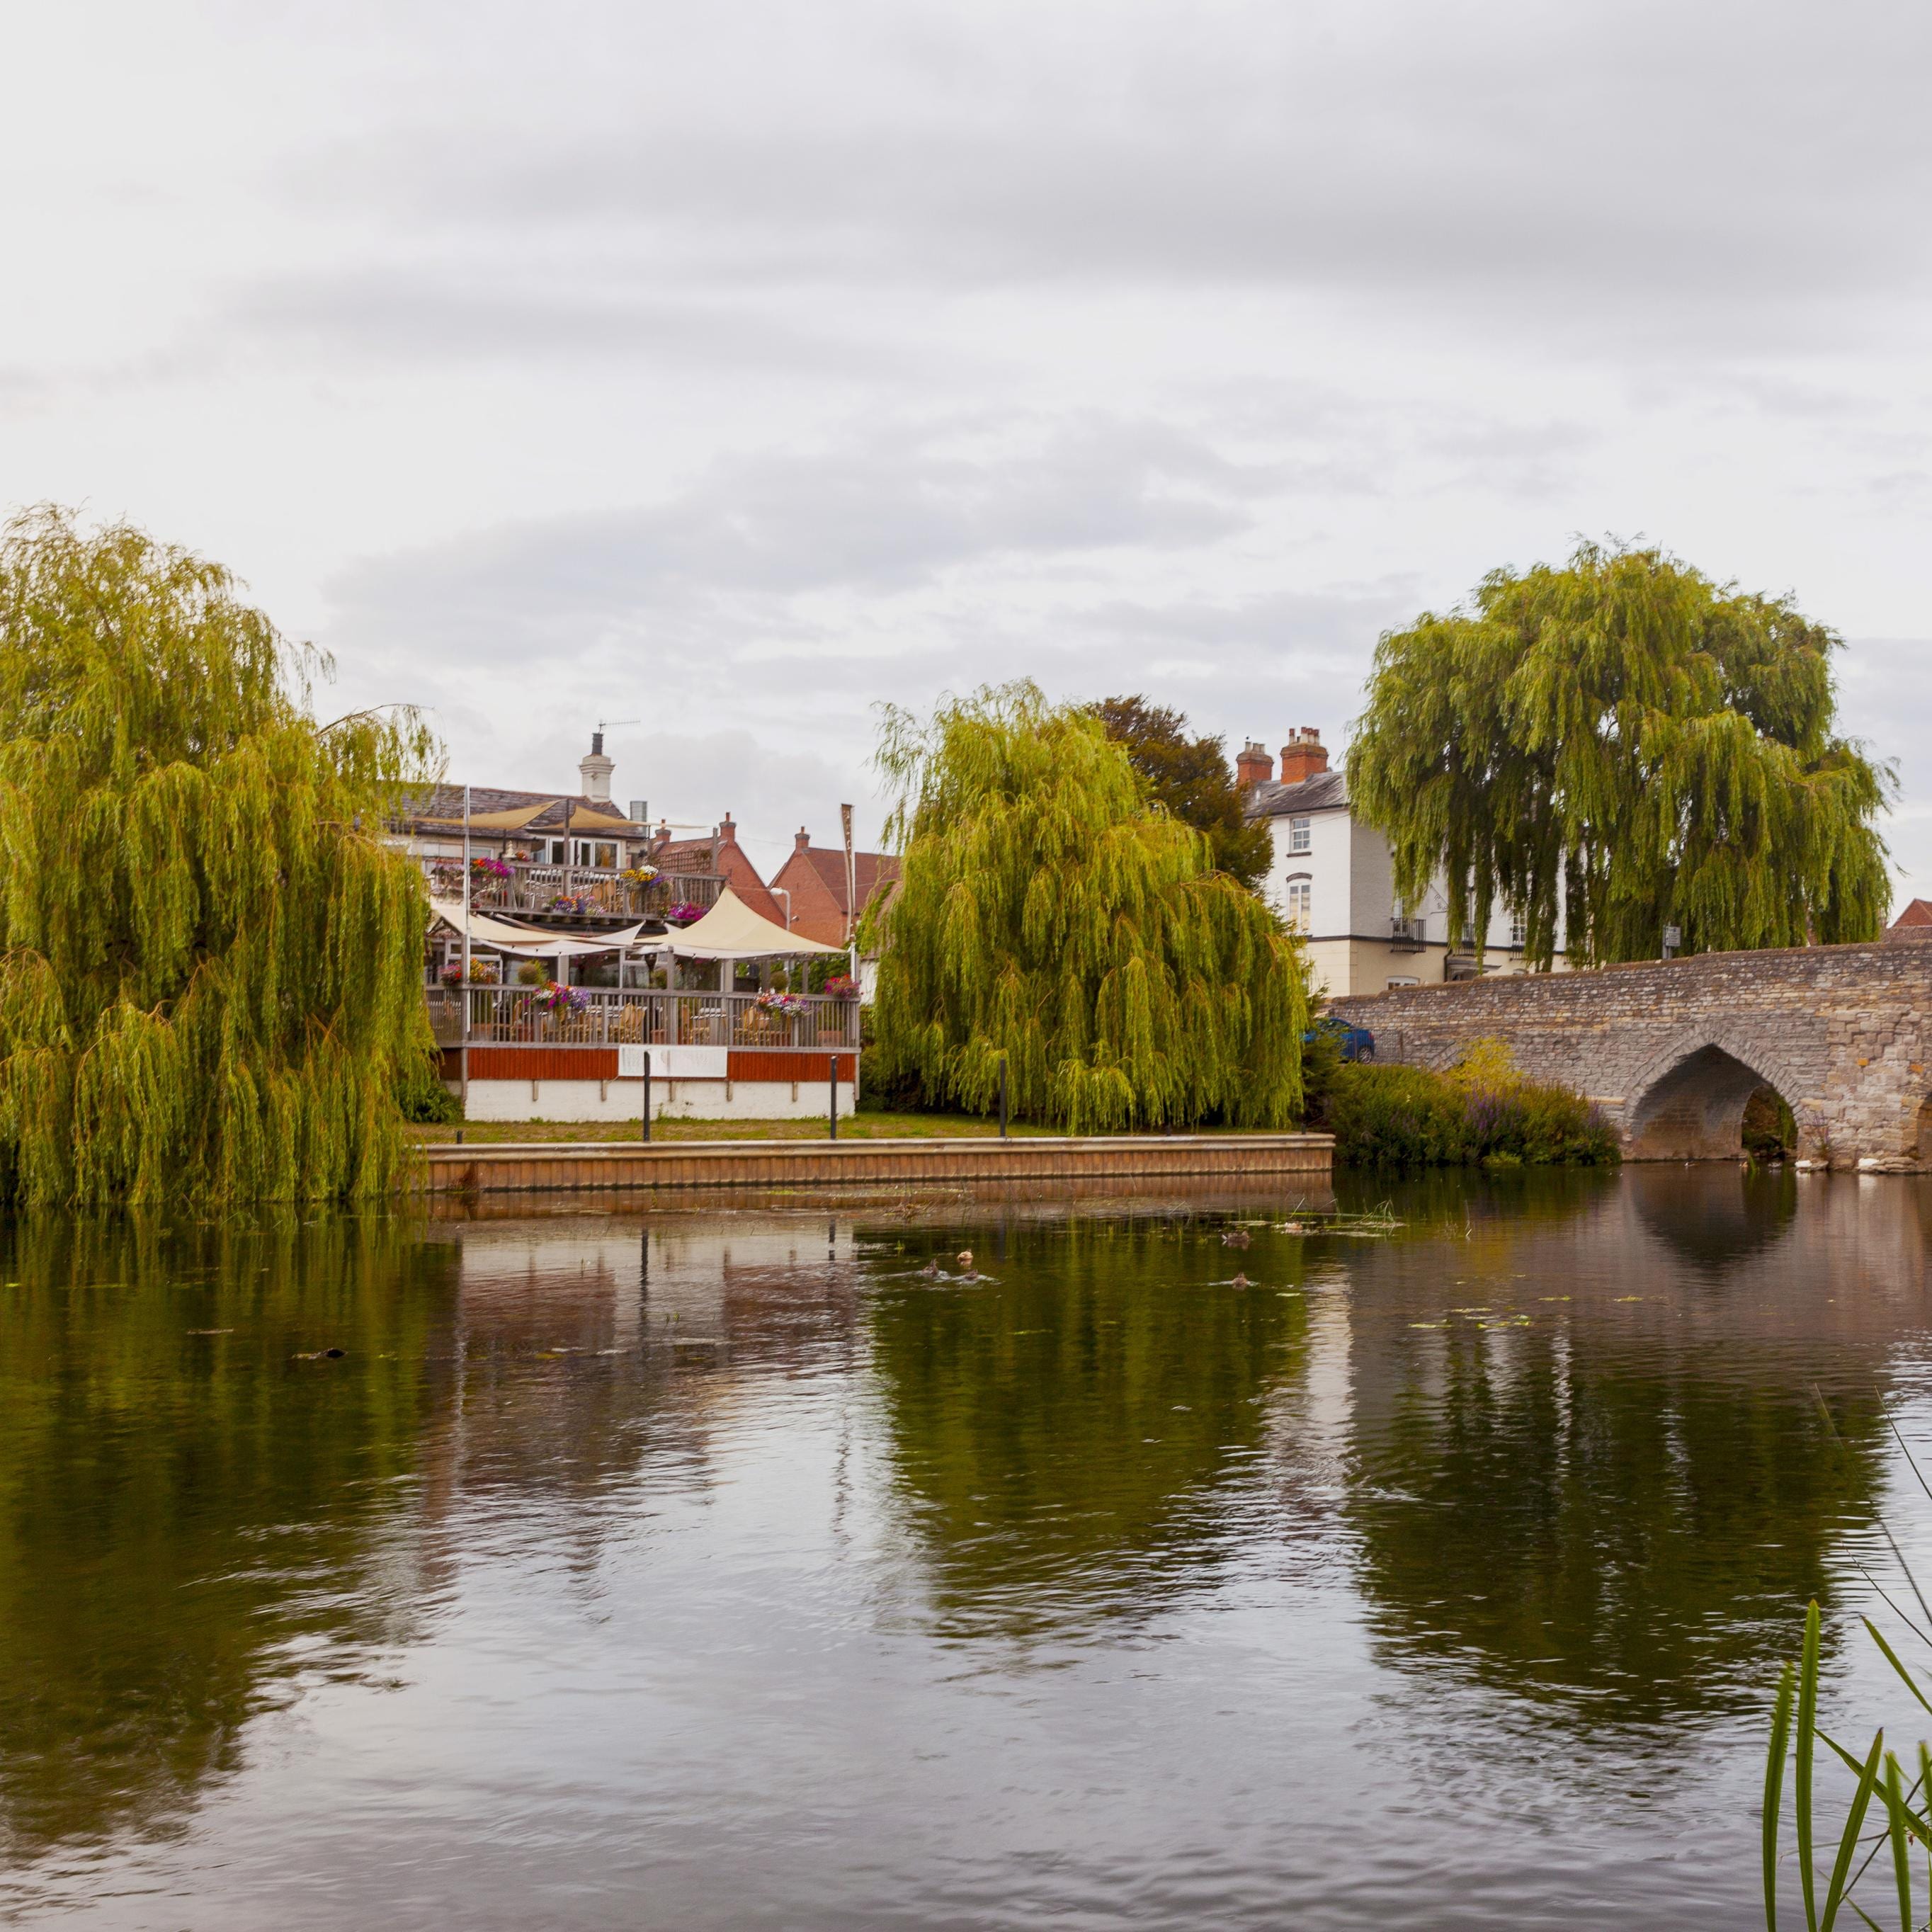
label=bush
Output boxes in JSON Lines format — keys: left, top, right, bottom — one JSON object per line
{"left": 855, "top": 1003, "right": 936, "bottom": 1115}
{"left": 397, "top": 1062, "right": 462, "bottom": 1125}
{"left": 1314, "top": 1042, "right": 1618, "bottom": 1167}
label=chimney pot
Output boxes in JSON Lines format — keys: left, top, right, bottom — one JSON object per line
{"left": 1234, "top": 740, "right": 1273, "bottom": 790}
{"left": 795, "top": 827, "right": 811, "bottom": 851}
{"left": 579, "top": 735, "right": 615, "bottom": 802}
{"left": 1278, "top": 729, "right": 1329, "bottom": 788}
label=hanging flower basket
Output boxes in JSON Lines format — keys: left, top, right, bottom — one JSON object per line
{"left": 754, "top": 989, "right": 811, "bottom": 1020}
{"left": 471, "top": 856, "right": 513, "bottom": 881}
{"left": 666, "top": 902, "right": 704, "bottom": 926}
{"left": 621, "top": 865, "right": 659, "bottom": 885}
{"left": 535, "top": 982, "right": 584, "bottom": 1015}
{"left": 822, "top": 974, "right": 859, "bottom": 1000}
{"left": 550, "top": 892, "right": 589, "bottom": 914}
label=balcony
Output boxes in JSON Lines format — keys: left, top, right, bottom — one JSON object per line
{"left": 421, "top": 859, "right": 724, "bottom": 926}
{"left": 426, "top": 987, "right": 862, "bottom": 1052}
{"left": 1390, "top": 916, "right": 1428, "bottom": 952}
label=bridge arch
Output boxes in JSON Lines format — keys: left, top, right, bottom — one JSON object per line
{"left": 1620, "top": 1025, "right": 1814, "bottom": 1162}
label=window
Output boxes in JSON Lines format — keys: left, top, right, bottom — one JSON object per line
{"left": 1386, "top": 976, "right": 1419, "bottom": 989}
{"left": 1288, "top": 816, "right": 1312, "bottom": 854}
{"left": 593, "top": 841, "right": 618, "bottom": 869}
{"left": 1509, "top": 919, "right": 1526, "bottom": 948}
{"left": 1285, "top": 877, "right": 1312, "bottom": 931}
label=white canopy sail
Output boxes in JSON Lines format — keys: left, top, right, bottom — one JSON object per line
{"left": 661, "top": 885, "right": 846, "bottom": 960}
{"left": 429, "top": 899, "right": 648, "bottom": 958}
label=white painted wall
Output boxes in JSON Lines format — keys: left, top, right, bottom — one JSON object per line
{"left": 1260, "top": 794, "right": 1565, "bottom": 967}
{"left": 458, "top": 1078, "right": 858, "bottom": 1123}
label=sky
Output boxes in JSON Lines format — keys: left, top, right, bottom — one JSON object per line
{"left": 3, "top": 0, "right": 1929, "bottom": 893}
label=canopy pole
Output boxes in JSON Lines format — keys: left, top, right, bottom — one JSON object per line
{"left": 460, "top": 783, "right": 472, "bottom": 1120}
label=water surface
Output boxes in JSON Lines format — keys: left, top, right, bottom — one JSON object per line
{"left": 4, "top": 1169, "right": 1931, "bottom": 1928}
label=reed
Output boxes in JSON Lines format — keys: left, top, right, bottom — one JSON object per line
{"left": 1763, "top": 1411, "right": 1932, "bottom": 1928}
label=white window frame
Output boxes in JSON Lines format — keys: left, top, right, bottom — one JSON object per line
{"left": 1283, "top": 873, "right": 1312, "bottom": 932}
{"left": 1288, "top": 816, "right": 1312, "bottom": 855}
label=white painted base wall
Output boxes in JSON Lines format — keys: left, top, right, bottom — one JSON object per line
{"left": 455, "top": 1077, "right": 858, "bottom": 1123}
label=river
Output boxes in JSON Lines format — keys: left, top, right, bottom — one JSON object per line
{"left": 2, "top": 1169, "right": 1930, "bottom": 1928}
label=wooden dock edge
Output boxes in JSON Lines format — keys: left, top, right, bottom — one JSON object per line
{"left": 414, "top": 1133, "right": 1334, "bottom": 1195}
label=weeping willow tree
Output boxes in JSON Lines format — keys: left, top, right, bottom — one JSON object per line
{"left": 0, "top": 506, "right": 442, "bottom": 1207}
{"left": 863, "top": 683, "right": 1308, "bottom": 1132}
{"left": 1348, "top": 542, "right": 1894, "bottom": 969}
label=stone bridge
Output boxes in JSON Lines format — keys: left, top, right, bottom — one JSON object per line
{"left": 1327, "top": 938, "right": 1932, "bottom": 1170}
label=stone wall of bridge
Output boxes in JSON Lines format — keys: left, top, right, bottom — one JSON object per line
{"left": 1326, "top": 939, "right": 1932, "bottom": 1170}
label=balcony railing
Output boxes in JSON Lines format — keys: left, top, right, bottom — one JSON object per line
{"left": 426, "top": 987, "right": 862, "bottom": 1052}
{"left": 1390, "top": 916, "right": 1428, "bottom": 952}
{"left": 421, "top": 859, "right": 723, "bottom": 923}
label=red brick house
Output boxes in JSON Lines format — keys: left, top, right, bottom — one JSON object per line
{"left": 648, "top": 814, "right": 792, "bottom": 929}
{"left": 768, "top": 829, "right": 901, "bottom": 948}
{"left": 1887, "top": 898, "right": 1932, "bottom": 941}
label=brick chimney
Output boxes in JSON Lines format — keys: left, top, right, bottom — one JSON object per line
{"left": 579, "top": 730, "right": 615, "bottom": 802}
{"left": 1235, "top": 740, "right": 1273, "bottom": 789}
{"left": 1278, "top": 727, "right": 1329, "bottom": 787}
{"left": 795, "top": 827, "right": 812, "bottom": 852}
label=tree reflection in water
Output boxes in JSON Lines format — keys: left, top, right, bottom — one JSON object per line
{"left": 0, "top": 1215, "right": 458, "bottom": 1857}
{"left": 867, "top": 1210, "right": 1312, "bottom": 1636}
{"left": 1343, "top": 1166, "right": 1896, "bottom": 1728}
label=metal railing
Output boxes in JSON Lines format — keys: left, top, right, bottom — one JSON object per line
{"left": 421, "top": 859, "right": 723, "bottom": 922}
{"left": 427, "top": 987, "right": 861, "bottom": 1052}
{"left": 1390, "top": 916, "right": 1428, "bottom": 951}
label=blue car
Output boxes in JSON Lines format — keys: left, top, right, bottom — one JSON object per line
{"left": 1304, "top": 1016, "right": 1375, "bottom": 1062}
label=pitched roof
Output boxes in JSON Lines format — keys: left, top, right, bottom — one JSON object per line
{"left": 402, "top": 783, "right": 649, "bottom": 836}
{"left": 1891, "top": 897, "right": 1932, "bottom": 928}
{"left": 769, "top": 841, "right": 902, "bottom": 947}
{"left": 1244, "top": 767, "right": 1349, "bottom": 819}
{"left": 786, "top": 845, "right": 901, "bottom": 914}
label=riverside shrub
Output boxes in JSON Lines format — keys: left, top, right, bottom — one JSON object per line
{"left": 1317, "top": 1051, "right": 1618, "bottom": 1167}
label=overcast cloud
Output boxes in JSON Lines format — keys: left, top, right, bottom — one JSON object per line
{"left": 3, "top": 0, "right": 1928, "bottom": 890}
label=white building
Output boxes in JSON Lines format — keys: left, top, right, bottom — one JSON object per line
{"left": 1241, "top": 728, "right": 1567, "bottom": 998}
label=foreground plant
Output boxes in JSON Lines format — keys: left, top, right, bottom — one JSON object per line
{"left": 0, "top": 506, "right": 441, "bottom": 1205}
{"left": 864, "top": 682, "right": 1307, "bottom": 1132}
{"left": 1761, "top": 1599, "right": 1932, "bottom": 1930}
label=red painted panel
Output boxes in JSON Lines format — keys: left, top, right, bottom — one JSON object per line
{"left": 468, "top": 1046, "right": 619, "bottom": 1081}
{"left": 728, "top": 1050, "right": 856, "bottom": 1083}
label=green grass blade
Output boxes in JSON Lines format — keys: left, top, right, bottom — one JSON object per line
{"left": 1821, "top": 1729, "right": 1885, "bottom": 1932}
{"left": 1863, "top": 1619, "right": 1932, "bottom": 1722}
{"left": 1769, "top": 1661, "right": 1797, "bottom": 1930}
{"left": 1885, "top": 1752, "right": 1912, "bottom": 1932}
{"left": 1801, "top": 1603, "right": 1823, "bottom": 1932}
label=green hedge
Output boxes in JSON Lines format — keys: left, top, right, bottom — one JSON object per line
{"left": 1315, "top": 1060, "right": 1618, "bottom": 1167}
